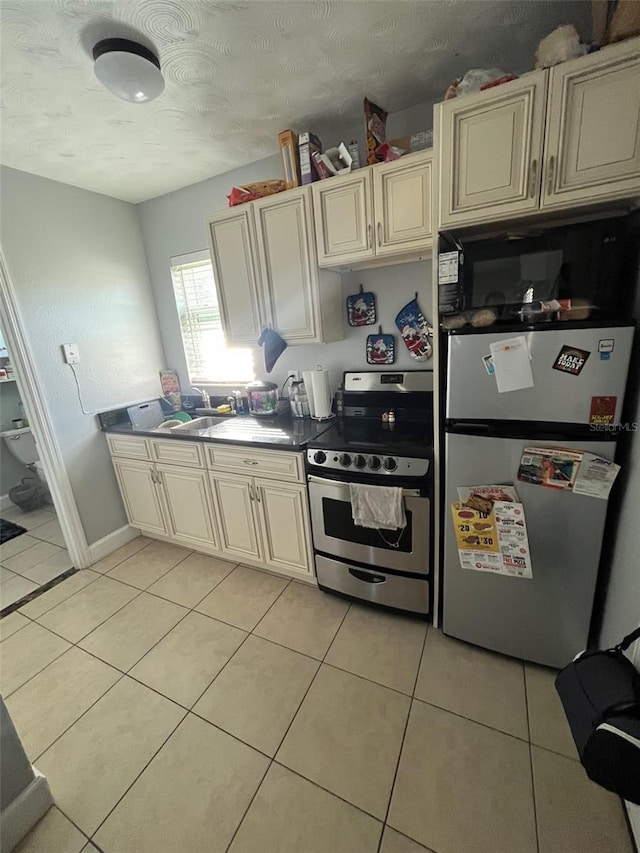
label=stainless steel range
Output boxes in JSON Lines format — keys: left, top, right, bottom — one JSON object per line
{"left": 306, "top": 370, "right": 433, "bottom": 616}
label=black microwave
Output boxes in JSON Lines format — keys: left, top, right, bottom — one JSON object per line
{"left": 438, "top": 213, "right": 640, "bottom": 323}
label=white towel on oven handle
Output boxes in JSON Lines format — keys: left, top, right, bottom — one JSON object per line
{"left": 349, "top": 483, "right": 406, "bottom": 530}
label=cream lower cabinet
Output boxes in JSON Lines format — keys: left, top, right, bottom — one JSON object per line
{"left": 255, "top": 478, "right": 311, "bottom": 575}
{"left": 109, "top": 436, "right": 313, "bottom": 582}
{"left": 156, "top": 464, "right": 218, "bottom": 551}
{"left": 111, "top": 457, "right": 218, "bottom": 550}
{"left": 112, "top": 458, "right": 167, "bottom": 536}
{"left": 208, "top": 473, "right": 262, "bottom": 563}
{"left": 209, "top": 472, "right": 313, "bottom": 578}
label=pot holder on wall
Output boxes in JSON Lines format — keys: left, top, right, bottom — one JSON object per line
{"left": 395, "top": 296, "right": 433, "bottom": 362}
{"left": 366, "top": 326, "right": 395, "bottom": 365}
{"left": 347, "top": 284, "right": 376, "bottom": 327}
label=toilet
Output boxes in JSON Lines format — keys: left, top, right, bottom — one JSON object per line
{"left": 2, "top": 427, "right": 51, "bottom": 497}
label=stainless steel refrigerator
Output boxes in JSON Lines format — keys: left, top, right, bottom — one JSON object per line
{"left": 442, "top": 322, "right": 634, "bottom": 668}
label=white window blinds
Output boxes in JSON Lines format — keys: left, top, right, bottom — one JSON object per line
{"left": 170, "top": 251, "right": 254, "bottom": 385}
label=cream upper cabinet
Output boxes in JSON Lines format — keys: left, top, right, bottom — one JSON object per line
{"left": 253, "top": 188, "right": 321, "bottom": 343}
{"left": 438, "top": 71, "right": 548, "bottom": 227}
{"left": 372, "top": 151, "right": 433, "bottom": 256}
{"left": 255, "top": 479, "right": 312, "bottom": 576}
{"left": 207, "top": 189, "right": 342, "bottom": 346}
{"left": 313, "top": 153, "right": 434, "bottom": 268}
{"left": 543, "top": 37, "right": 640, "bottom": 209}
{"left": 207, "top": 208, "right": 265, "bottom": 345}
{"left": 209, "top": 473, "right": 262, "bottom": 562}
{"left": 112, "top": 459, "right": 167, "bottom": 536}
{"left": 157, "top": 464, "right": 218, "bottom": 551}
{"left": 312, "top": 171, "right": 374, "bottom": 266}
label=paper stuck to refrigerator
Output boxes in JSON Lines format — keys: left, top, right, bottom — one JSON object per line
{"left": 573, "top": 453, "right": 621, "bottom": 499}
{"left": 489, "top": 336, "right": 534, "bottom": 393}
{"left": 450, "top": 500, "right": 532, "bottom": 579}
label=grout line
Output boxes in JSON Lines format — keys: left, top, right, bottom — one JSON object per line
{"left": 377, "top": 625, "right": 430, "bottom": 853}
{"left": 272, "top": 758, "right": 388, "bottom": 823}
{"left": 85, "top": 577, "right": 296, "bottom": 849}
{"left": 14, "top": 568, "right": 103, "bottom": 620}
{"left": 88, "top": 706, "right": 190, "bottom": 842}
{"left": 222, "top": 595, "right": 353, "bottom": 853}
{"left": 187, "top": 575, "right": 292, "bottom": 711}
{"left": 523, "top": 662, "right": 541, "bottom": 853}
{"left": 30, "top": 672, "right": 128, "bottom": 763}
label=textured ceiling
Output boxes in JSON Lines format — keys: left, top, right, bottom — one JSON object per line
{"left": 0, "top": 0, "right": 592, "bottom": 203}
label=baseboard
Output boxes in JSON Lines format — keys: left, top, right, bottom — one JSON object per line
{"left": 87, "top": 524, "right": 140, "bottom": 566}
{"left": 0, "top": 769, "right": 53, "bottom": 852}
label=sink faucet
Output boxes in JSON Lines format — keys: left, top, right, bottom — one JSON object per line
{"left": 192, "top": 387, "right": 211, "bottom": 408}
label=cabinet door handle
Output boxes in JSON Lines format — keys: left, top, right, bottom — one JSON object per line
{"left": 248, "top": 483, "right": 254, "bottom": 501}
{"left": 255, "top": 485, "right": 261, "bottom": 502}
{"left": 529, "top": 158, "right": 537, "bottom": 198}
{"left": 244, "top": 459, "right": 259, "bottom": 466}
{"left": 151, "top": 469, "right": 157, "bottom": 484}
{"left": 547, "top": 155, "right": 555, "bottom": 195}
{"left": 377, "top": 222, "right": 382, "bottom": 246}
{"left": 157, "top": 470, "right": 163, "bottom": 486}
{"left": 367, "top": 223, "right": 372, "bottom": 248}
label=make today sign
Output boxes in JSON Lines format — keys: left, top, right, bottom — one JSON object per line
{"left": 552, "top": 345, "right": 591, "bottom": 376}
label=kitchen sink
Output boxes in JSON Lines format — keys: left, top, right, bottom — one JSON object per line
{"left": 172, "top": 416, "right": 227, "bottom": 431}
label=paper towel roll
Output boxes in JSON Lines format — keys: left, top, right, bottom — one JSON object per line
{"left": 310, "top": 369, "right": 332, "bottom": 419}
{"left": 302, "top": 370, "right": 316, "bottom": 418}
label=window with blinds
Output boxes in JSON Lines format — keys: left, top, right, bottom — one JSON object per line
{"left": 170, "top": 251, "right": 254, "bottom": 385}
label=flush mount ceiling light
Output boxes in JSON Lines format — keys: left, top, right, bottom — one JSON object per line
{"left": 93, "top": 38, "right": 164, "bottom": 103}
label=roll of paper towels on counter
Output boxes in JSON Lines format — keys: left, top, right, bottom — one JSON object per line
{"left": 310, "top": 369, "right": 332, "bottom": 419}
{"left": 302, "top": 370, "right": 316, "bottom": 418}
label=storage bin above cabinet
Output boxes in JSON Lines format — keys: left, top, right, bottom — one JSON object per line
{"left": 206, "top": 187, "right": 342, "bottom": 347}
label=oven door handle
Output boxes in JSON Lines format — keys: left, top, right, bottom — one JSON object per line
{"left": 307, "top": 474, "right": 421, "bottom": 498}
{"left": 349, "top": 568, "right": 386, "bottom": 584}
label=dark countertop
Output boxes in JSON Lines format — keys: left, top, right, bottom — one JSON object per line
{"left": 103, "top": 414, "right": 335, "bottom": 450}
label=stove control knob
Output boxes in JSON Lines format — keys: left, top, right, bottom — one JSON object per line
{"left": 383, "top": 457, "right": 398, "bottom": 472}
{"left": 354, "top": 454, "right": 367, "bottom": 469}
{"left": 313, "top": 451, "right": 327, "bottom": 464}
{"left": 368, "top": 455, "right": 381, "bottom": 471}
{"left": 339, "top": 453, "right": 351, "bottom": 467}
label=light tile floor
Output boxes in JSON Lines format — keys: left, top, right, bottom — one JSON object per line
{"left": 1, "top": 538, "right": 633, "bottom": 853}
{"left": 0, "top": 504, "right": 72, "bottom": 610}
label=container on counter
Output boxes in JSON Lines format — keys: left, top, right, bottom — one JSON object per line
{"left": 245, "top": 380, "right": 278, "bottom": 417}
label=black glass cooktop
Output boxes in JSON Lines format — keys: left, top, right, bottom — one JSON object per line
{"left": 308, "top": 417, "right": 432, "bottom": 458}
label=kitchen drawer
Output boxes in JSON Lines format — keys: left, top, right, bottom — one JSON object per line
{"left": 150, "top": 439, "right": 204, "bottom": 468}
{"left": 107, "top": 435, "right": 150, "bottom": 460}
{"left": 206, "top": 445, "right": 303, "bottom": 482}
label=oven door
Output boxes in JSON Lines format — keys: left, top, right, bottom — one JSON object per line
{"left": 308, "top": 475, "right": 430, "bottom": 575}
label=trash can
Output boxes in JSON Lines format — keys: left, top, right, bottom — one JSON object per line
{"left": 9, "top": 476, "right": 48, "bottom": 512}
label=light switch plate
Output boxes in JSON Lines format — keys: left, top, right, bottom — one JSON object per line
{"left": 62, "top": 343, "right": 80, "bottom": 364}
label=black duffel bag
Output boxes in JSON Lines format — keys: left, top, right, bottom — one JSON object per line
{"left": 555, "top": 625, "right": 640, "bottom": 805}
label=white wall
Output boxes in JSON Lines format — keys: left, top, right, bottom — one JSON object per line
{"left": 137, "top": 100, "right": 434, "bottom": 395}
{"left": 0, "top": 166, "right": 165, "bottom": 545}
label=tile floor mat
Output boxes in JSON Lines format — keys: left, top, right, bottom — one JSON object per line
{"left": 0, "top": 566, "right": 78, "bottom": 618}
{"left": 0, "top": 517, "right": 28, "bottom": 544}
{"left": 3, "top": 546, "right": 634, "bottom": 853}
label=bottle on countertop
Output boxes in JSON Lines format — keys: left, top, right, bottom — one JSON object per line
{"left": 335, "top": 384, "right": 344, "bottom": 416}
